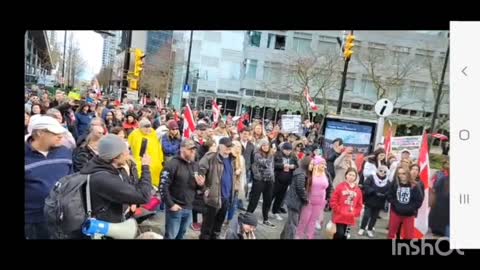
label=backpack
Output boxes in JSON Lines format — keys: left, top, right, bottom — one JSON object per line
{"left": 44, "top": 173, "right": 93, "bottom": 239}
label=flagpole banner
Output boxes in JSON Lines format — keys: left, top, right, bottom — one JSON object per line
{"left": 281, "top": 115, "right": 302, "bottom": 134}
{"left": 415, "top": 134, "right": 430, "bottom": 238}
{"left": 390, "top": 136, "right": 423, "bottom": 161}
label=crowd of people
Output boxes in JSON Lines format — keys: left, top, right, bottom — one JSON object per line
{"left": 25, "top": 87, "right": 450, "bottom": 240}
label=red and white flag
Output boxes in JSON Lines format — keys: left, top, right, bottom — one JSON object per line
{"left": 384, "top": 127, "right": 393, "bottom": 156}
{"left": 183, "top": 104, "right": 196, "bottom": 139}
{"left": 432, "top": 133, "right": 449, "bottom": 141}
{"left": 303, "top": 86, "right": 318, "bottom": 111}
{"left": 414, "top": 133, "right": 430, "bottom": 238}
{"left": 212, "top": 99, "right": 221, "bottom": 123}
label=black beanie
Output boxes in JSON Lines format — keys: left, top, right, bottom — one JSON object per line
{"left": 239, "top": 212, "right": 257, "bottom": 227}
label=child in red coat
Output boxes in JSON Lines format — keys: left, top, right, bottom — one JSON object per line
{"left": 330, "top": 167, "right": 363, "bottom": 239}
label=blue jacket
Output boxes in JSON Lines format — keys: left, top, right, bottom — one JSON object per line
{"left": 161, "top": 134, "right": 181, "bottom": 157}
{"left": 25, "top": 141, "right": 73, "bottom": 224}
{"left": 75, "top": 112, "right": 94, "bottom": 138}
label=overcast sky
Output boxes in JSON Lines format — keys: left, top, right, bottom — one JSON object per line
{"left": 56, "top": 30, "right": 103, "bottom": 81}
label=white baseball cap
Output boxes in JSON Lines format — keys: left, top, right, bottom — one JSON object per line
{"left": 28, "top": 115, "right": 67, "bottom": 135}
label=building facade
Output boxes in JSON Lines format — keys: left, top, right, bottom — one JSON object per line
{"left": 101, "top": 31, "right": 118, "bottom": 68}
{"left": 25, "top": 31, "right": 53, "bottom": 84}
{"left": 171, "top": 30, "right": 449, "bottom": 133}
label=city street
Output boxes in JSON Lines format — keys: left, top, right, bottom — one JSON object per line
{"left": 140, "top": 202, "right": 390, "bottom": 240}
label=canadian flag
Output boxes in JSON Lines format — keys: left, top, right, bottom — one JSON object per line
{"left": 303, "top": 86, "right": 318, "bottom": 111}
{"left": 414, "top": 133, "right": 430, "bottom": 238}
{"left": 212, "top": 99, "right": 221, "bottom": 123}
{"left": 384, "top": 127, "right": 393, "bottom": 156}
{"left": 183, "top": 104, "right": 196, "bottom": 139}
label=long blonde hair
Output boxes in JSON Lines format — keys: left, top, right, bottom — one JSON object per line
{"left": 232, "top": 141, "right": 244, "bottom": 171}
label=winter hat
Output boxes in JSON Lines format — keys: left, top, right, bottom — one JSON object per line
{"left": 139, "top": 118, "right": 152, "bottom": 128}
{"left": 282, "top": 142, "right": 293, "bottom": 151}
{"left": 313, "top": 155, "right": 326, "bottom": 166}
{"left": 259, "top": 139, "right": 270, "bottom": 147}
{"left": 239, "top": 212, "right": 258, "bottom": 227}
{"left": 98, "top": 134, "right": 128, "bottom": 161}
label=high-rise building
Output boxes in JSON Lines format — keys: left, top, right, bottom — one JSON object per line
{"left": 25, "top": 31, "right": 53, "bottom": 84}
{"left": 102, "top": 31, "right": 117, "bottom": 68}
{"left": 170, "top": 30, "right": 449, "bottom": 135}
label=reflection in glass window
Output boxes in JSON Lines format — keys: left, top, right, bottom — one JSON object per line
{"left": 244, "top": 59, "right": 258, "bottom": 79}
{"left": 220, "top": 61, "right": 241, "bottom": 80}
{"left": 249, "top": 31, "right": 261, "bottom": 47}
{"left": 293, "top": 37, "right": 312, "bottom": 55}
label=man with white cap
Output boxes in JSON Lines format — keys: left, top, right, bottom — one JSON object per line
{"left": 25, "top": 116, "right": 73, "bottom": 239}
{"left": 79, "top": 134, "right": 153, "bottom": 223}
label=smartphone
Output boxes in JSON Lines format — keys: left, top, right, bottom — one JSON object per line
{"left": 140, "top": 138, "right": 148, "bottom": 157}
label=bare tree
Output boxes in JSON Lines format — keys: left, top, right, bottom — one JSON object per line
{"left": 260, "top": 50, "right": 342, "bottom": 117}
{"left": 426, "top": 50, "right": 450, "bottom": 131}
{"left": 356, "top": 46, "right": 423, "bottom": 107}
{"left": 96, "top": 66, "right": 113, "bottom": 89}
{"left": 141, "top": 42, "right": 175, "bottom": 98}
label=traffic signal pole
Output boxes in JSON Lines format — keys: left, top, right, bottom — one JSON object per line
{"left": 122, "top": 30, "right": 132, "bottom": 101}
{"left": 336, "top": 30, "right": 354, "bottom": 115}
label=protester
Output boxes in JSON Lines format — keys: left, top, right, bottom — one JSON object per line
{"left": 25, "top": 116, "right": 73, "bottom": 239}
{"left": 104, "top": 110, "right": 121, "bottom": 131}
{"left": 296, "top": 156, "right": 330, "bottom": 239}
{"left": 428, "top": 174, "right": 449, "bottom": 237}
{"left": 191, "top": 122, "right": 209, "bottom": 161}
{"left": 25, "top": 112, "right": 30, "bottom": 135}
{"left": 162, "top": 120, "right": 182, "bottom": 162}
{"left": 280, "top": 156, "right": 310, "bottom": 239}
{"left": 333, "top": 146, "right": 356, "bottom": 188}
{"left": 199, "top": 137, "right": 235, "bottom": 239}
{"left": 330, "top": 168, "right": 363, "bottom": 239}
{"left": 326, "top": 138, "right": 344, "bottom": 180}
{"left": 45, "top": 108, "right": 76, "bottom": 149}
{"left": 160, "top": 140, "right": 205, "bottom": 239}
{"left": 76, "top": 117, "right": 106, "bottom": 147}
{"left": 31, "top": 103, "right": 44, "bottom": 116}
{"left": 79, "top": 134, "right": 153, "bottom": 224}
{"left": 225, "top": 212, "right": 257, "bottom": 240}
{"left": 386, "top": 166, "right": 424, "bottom": 239}
{"left": 225, "top": 140, "right": 247, "bottom": 226}
{"left": 271, "top": 142, "right": 298, "bottom": 220}
{"left": 191, "top": 138, "right": 217, "bottom": 231}
{"left": 247, "top": 139, "right": 276, "bottom": 228}
{"left": 251, "top": 122, "right": 267, "bottom": 149}
{"left": 56, "top": 98, "right": 79, "bottom": 140}
{"left": 239, "top": 128, "right": 255, "bottom": 200}
{"left": 72, "top": 124, "right": 104, "bottom": 172}
{"left": 75, "top": 103, "right": 94, "bottom": 138}
{"left": 123, "top": 111, "right": 139, "bottom": 136}
{"left": 410, "top": 164, "right": 425, "bottom": 195}
{"left": 363, "top": 148, "right": 387, "bottom": 179}
{"left": 358, "top": 165, "right": 391, "bottom": 238}
{"left": 128, "top": 118, "right": 164, "bottom": 187}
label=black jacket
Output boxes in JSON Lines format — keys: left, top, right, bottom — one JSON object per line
{"left": 72, "top": 144, "right": 97, "bottom": 172}
{"left": 192, "top": 136, "right": 208, "bottom": 162}
{"left": 79, "top": 157, "right": 152, "bottom": 223}
{"left": 363, "top": 174, "right": 392, "bottom": 209}
{"left": 285, "top": 168, "right": 308, "bottom": 212}
{"left": 273, "top": 151, "right": 298, "bottom": 185}
{"left": 326, "top": 148, "right": 341, "bottom": 180}
{"left": 387, "top": 181, "right": 424, "bottom": 217}
{"left": 160, "top": 156, "right": 201, "bottom": 210}
{"left": 241, "top": 140, "right": 255, "bottom": 173}
{"left": 252, "top": 152, "right": 275, "bottom": 182}
{"left": 56, "top": 102, "right": 78, "bottom": 140}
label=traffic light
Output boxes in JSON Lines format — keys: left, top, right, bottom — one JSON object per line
{"left": 133, "top": 49, "right": 145, "bottom": 77}
{"left": 129, "top": 78, "right": 138, "bottom": 90}
{"left": 344, "top": 34, "right": 355, "bottom": 60}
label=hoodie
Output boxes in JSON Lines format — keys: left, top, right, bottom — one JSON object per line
{"left": 330, "top": 181, "right": 363, "bottom": 225}
{"left": 273, "top": 150, "right": 298, "bottom": 185}
{"left": 363, "top": 174, "right": 392, "bottom": 209}
{"left": 387, "top": 180, "right": 424, "bottom": 217}
{"left": 79, "top": 157, "right": 152, "bottom": 223}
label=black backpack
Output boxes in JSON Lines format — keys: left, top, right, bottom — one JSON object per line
{"left": 44, "top": 173, "right": 93, "bottom": 239}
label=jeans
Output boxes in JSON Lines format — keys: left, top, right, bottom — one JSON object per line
{"left": 227, "top": 194, "right": 239, "bottom": 221}
{"left": 25, "top": 222, "right": 49, "bottom": 239}
{"left": 165, "top": 208, "right": 193, "bottom": 239}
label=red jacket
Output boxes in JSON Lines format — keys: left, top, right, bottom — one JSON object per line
{"left": 330, "top": 181, "right": 363, "bottom": 225}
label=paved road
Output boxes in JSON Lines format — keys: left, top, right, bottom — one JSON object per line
{"left": 139, "top": 203, "right": 391, "bottom": 239}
